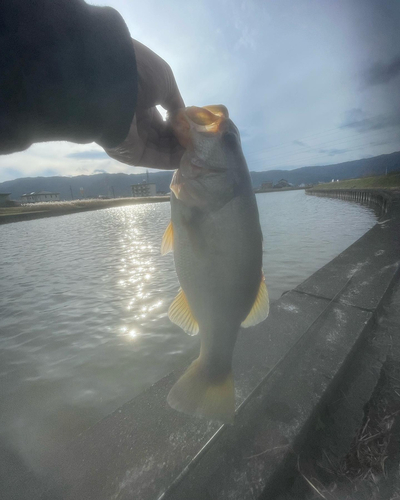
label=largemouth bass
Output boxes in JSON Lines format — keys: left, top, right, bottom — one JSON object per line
{"left": 161, "top": 105, "right": 269, "bottom": 423}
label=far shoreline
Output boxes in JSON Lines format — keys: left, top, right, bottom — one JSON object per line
{"left": 0, "top": 196, "right": 170, "bottom": 225}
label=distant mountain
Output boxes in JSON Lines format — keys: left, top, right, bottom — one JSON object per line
{"left": 1, "top": 151, "right": 400, "bottom": 200}
{"left": 249, "top": 150, "right": 400, "bottom": 187}
{"left": 0, "top": 171, "right": 174, "bottom": 200}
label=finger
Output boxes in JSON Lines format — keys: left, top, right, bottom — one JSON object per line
{"left": 137, "top": 107, "right": 184, "bottom": 169}
{"left": 132, "top": 38, "right": 184, "bottom": 112}
{"left": 144, "top": 109, "right": 184, "bottom": 157}
{"left": 161, "top": 64, "right": 185, "bottom": 112}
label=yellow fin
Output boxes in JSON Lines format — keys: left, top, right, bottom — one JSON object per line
{"left": 167, "top": 358, "right": 234, "bottom": 423}
{"left": 168, "top": 289, "right": 199, "bottom": 336}
{"left": 241, "top": 274, "right": 270, "bottom": 328}
{"left": 161, "top": 220, "right": 174, "bottom": 255}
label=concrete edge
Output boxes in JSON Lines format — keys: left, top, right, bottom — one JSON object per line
{"left": 165, "top": 269, "right": 400, "bottom": 500}
{"left": 261, "top": 266, "right": 400, "bottom": 499}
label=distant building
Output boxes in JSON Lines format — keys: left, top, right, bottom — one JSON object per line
{"left": 273, "top": 179, "right": 291, "bottom": 189}
{"left": 20, "top": 191, "right": 60, "bottom": 203}
{"left": 0, "top": 193, "right": 11, "bottom": 206}
{"left": 131, "top": 182, "right": 157, "bottom": 197}
{"left": 260, "top": 181, "right": 273, "bottom": 190}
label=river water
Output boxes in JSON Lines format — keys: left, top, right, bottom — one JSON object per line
{"left": 0, "top": 190, "right": 377, "bottom": 470}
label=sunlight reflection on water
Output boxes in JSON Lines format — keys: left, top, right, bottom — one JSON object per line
{"left": 0, "top": 191, "right": 377, "bottom": 469}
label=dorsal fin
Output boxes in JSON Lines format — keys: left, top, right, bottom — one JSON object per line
{"left": 161, "top": 220, "right": 174, "bottom": 255}
{"left": 241, "top": 274, "right": 269, "bottom": 328}
{"left": 168, "top": 289, "right": 199, "bottom": 336}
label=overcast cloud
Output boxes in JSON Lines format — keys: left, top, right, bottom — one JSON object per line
{"left": 1, "top": 0, "right": 400, "bottom": 182}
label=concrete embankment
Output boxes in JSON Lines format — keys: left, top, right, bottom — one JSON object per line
{"left": 255, "top": 187, "right": 306, "bottom": 194}
{"left": 307, "top": 187, "right": 397, "bottom": 216}
{"left": 4, "top": 192, "right": 400, "bottom": 500}
{"left": 279, "top": 277, "right": 400, "bottom": 499}
{"left": 0, "top": 196, "right": 170, "bottom": 225}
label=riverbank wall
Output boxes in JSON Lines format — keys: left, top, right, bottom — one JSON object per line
{"left": 307, "top": 187, "right": 397, "bottom": 216}
{"left": 0, "top": 196, "right": 170, "bottom": 225}
{"left": 255, "top": 186, "right": 306, "bottom": 194}
{"left": 4, "top": 192, "right": 400, "bottom": 500}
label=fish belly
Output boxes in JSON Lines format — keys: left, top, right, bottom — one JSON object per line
{"left": 171, "top": 191, "right": 262, "bottom": 339}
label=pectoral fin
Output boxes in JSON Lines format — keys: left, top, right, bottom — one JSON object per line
{"left": 161, "top": 221, "right": 174, "bottom": 255}
{"left": 241, "top": 274, "right": 269, "bottom": 328}
{"left": 168, "top": 289, "right": 199, "bottom": 336}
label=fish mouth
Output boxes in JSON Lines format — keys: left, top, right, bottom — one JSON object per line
{"left": 185, "top": 106, "right": 228, "bottom": 129}
{"left": 170, "top": 106, "right": 229, "bottom": 148}
{"left": 170, "top": 106, "right": 232, "bottom": 175}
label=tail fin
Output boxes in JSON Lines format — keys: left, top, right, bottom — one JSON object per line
{"left": 167, "top": 358, "right": 235, "bottom": 424}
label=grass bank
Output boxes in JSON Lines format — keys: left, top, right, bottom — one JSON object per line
{"left": 313, "top": 173, "right": 400, "bottom": 190}
{"left": 0, "top": 196, "right": 170, "bottom": 224}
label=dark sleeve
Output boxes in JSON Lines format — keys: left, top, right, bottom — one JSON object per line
{"left": 0, "top": 0, "right": 138, "bottom": 154}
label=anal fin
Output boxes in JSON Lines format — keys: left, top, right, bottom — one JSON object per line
{"left": 241, "top": 273, "right": 269, "bottom": 328}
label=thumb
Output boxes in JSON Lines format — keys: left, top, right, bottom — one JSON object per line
{"left": 160, "top": 62, "right": 185, "bottom": 113}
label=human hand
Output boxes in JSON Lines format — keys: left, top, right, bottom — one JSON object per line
{"left": 104, "top": 39, "right": 185, "bottom": 170}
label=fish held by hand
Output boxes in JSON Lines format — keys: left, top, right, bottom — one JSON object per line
{"left": 161, "top": 105, "right": 269, "bottom": 423}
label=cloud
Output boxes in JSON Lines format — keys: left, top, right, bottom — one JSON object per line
{"left": 93, "top": 169, "right": 108, "bottom": 174}
{"left": 1, "top": 168, "right": 24, "bottom": 181}
{"left": 39, "top": 169, "right": 59, "bottom": 177}
{"left": 340, "top": 108, "right": 400, "bottom": 133}
{"left": 364, "top": 55, "right": 400, "bottom": 86}
{"left": 319, "top": 148, "right": 349, "bottom": 156}
{"left": 66, "top": 150, "right": 109, "bottom": 160}
{"left": 75, "top": 166, "right": 90, "bottom": 173}
{"left": 341, "top": 108, "right": 363, "bottom": 124}
{"left": 293, "top": 140, "right": 307, "bottom": 147}
{"left": 235, "top": 25, "right": 258, "bottom": 51}
{"left": 0, "top": 141, "right": 147, "bottom": 182}
{"left": 370, "top": 139, "right": 395, "bottom": 147}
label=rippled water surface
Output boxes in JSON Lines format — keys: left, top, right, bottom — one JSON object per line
{"left": 0, "top": 190, "right": 377, "bottom": 468}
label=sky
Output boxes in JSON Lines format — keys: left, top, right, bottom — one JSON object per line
{"left": 1, "top": 0, "right": 400, "bottom": 183}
